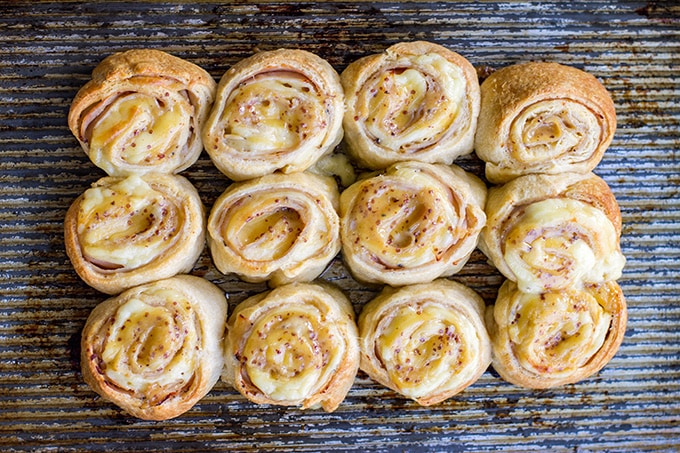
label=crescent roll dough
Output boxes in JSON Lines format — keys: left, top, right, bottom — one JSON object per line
{"left": 202, "top": 49, "right": 344, "bottom": 181}
{"left": 223, "top": 283, "right": 359, "bottom": 412}
{"left": 68, "top": 49, "right": 216, "bottom": 176}
{"left": 341, "top": 41, "right": 480, "bottom": 169}
{"left": 207, "top": 172, "right": 341, "bottom": 286}
{"left": 479, "top": 172, "right": 625, "bottom": 294}
{"left": 80, "top": 275, "right": 227, "bottom": 420}
{"left": 486, "top": 279, "right": 627, "bottom": 389}
{"left": 64, "top": 173, "right": 205, "bottom": 294}
{"left": 475, "top": 62, "right": 616, "bottom": 183}
{"left": 340, "top": 161, "right": 486, "bottom": 286}
{"left": 358, "top": 279, "right": 491, "bottom": 406}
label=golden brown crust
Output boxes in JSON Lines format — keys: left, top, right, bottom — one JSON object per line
{"left": 68, "top": 49, "right": 216, "bottom": 176}
{"left": 340, "top": 161, "right": 487, "bottom": 286}
{"left": 358, "top": 279, "right": 491, "bottom": 406}
{"left": 222, "top": 282, "right": 359, "bottom": 412}
{"left": 64, "top": 173, "right": 205, "bottom": 295}
{"left": 207, "top": 171, "right": 341, "bottom": 286}
{"left": 479, "top": 172, "right": 625, "bottom": 293}
{"left": 475, "top": 62, "right": 616, "bottom": 184}
{"left": 80, "top": 275, "right": 227, "bottom": 420}
{"left": 342, "top": 41, "right": 480, "bottom": 169}
{"left": 202, "top": 49, "right": 344, "bottom": 181}
{"left": 486, "top": 279, "right": 627, "bottom": 389}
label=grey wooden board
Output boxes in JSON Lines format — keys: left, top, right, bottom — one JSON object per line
{"left": 1, "top": 1, "right": 679, "bottom": 451}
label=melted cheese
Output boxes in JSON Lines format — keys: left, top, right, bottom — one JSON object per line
{"left": 101, "top": 289, "right": 197, "bottom": 394}
{"left": 375, "top": 302, "right": 479, "bottom": 399}
{"left": 509, "top": 289, "right": 611, "bottom": 377}
{"left": 221, "top": 72, "right": 325, "bottom": 154}
{"left": 89, "top": 92, "right": 190, "bottom": 174}
{"left": 242, "top": 304, "right": 345, "bottom": 402}
{"left": 311, "top": 153, "right": 357, "bottom": 187}
{"left": 359, "top": 53, "right": 466, "bottom": 152}
{"left": 78, "top": 175, "right": 182, "bottom": 270}
{"left": 349, "top": 165, "right": 460, "bottom": 269}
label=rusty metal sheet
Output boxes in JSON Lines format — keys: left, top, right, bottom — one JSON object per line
{"left": 1, "top": 1, "right": 679, "bottom": 451}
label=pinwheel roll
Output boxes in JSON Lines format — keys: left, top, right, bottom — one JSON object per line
{"left": 223, "top": 283, "right": 359, "bottom": 412}
{"left": 64, "top": 173, "right": 205, "bottom": 294}
{"left": 68, "top": 49, "right": 216, "bottom": 176}
{"left": 202, "top": 49, "right": 344, "bottom": 181}
{"left": 358, "top": 279, "right": 491, "bottom": 406}
{"left": 487, "top": 279, "right": 627, "bottom": 389}
{"left": 479, "top": 172, "right": 625, "bottom": 294}
{"left": 81, "top": 275, "right": 227, "bottom": 420}
{"left": 207, "top": 172, "right": 341, "bottom": 286}
{"left": 340, "top": 161, "right": 486, "bottom": 286}
{"left": 341, "top": 41, "right": 480, "bottom": 169}
{"left": 475, "top": 62, "right": 616, "bottom": 184}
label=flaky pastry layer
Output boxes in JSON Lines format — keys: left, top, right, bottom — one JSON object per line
{"left": 475, "top": 61, "right": 616, "bottom": 183}
{"left": 64, "top": 173, "right": 205, "bottom": 294}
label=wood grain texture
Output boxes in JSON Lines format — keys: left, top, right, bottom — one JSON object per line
{"left": 1, "top": 1, "right": 679, "bottom": 451}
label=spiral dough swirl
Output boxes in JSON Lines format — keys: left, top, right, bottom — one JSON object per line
{"left": 80, "top": 275, "right": 227, "bottom": 420}
{"left": 479, "top": 172, "right": 625, "bottom": 294}
{"left": 474, "top": 62, "right": 616, "bottom": 184}
{"left": 64, "top": 173, "right": 205, "bottom": 294}
{"left": 207, "top": 172, "right": 341, "bottom": 286}
{"left": 68, "top": 49, "right": 216, "bottom": 176}
{"left": 487, "top": 279, "right": 627, "bottom": 389}
{"left": 341, "top": 41, "right": 480, "bottom": 169}
{"left": 340, "top": 161, "right": 486, "bottom": 286}
{"left": 223, "top": 283, "right": 359, "bottom": 412}
{"left": 359, "top": 279, "right": 491, "bottom": 406}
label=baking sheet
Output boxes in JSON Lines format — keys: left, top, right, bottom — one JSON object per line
{"left": 1, "top": 1, "right": 679, "bottom": 451}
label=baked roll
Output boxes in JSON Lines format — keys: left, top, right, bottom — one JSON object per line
{"left": 223, "top": 283, "right": 359, "bottom": 412}
{"left": 207, "top": 172, "right": 341, "bottom": 286}
{"left": 68, "top": 49, "right": 216, "bottom": 176}
{"left": 341, "top": 41, "right": 480, "bottom": 169}
{"left": 479, "top": 172, "right": 625, "bottom": 294}
{"left": 475, "top": 61, "right": 616, "bottom": 184}
{"left": 358, "top": 279, "right": 491, "bottom": 406}
{"left": 340, "top": 161, "right": 486, "bottom": 286}
{"left": 486, "top": 279, "right": 627, "bottom": 389}
{"left": 80, "top": 275, "right": 227, "bottom": 420}
{"left": 64, "top": 173, "right": 205, "bottom": 294}
{"left": 202, "top": 49, "right": 344, "bottom": 181}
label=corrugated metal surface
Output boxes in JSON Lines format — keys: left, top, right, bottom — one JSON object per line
{"left": 1, "top": 1, "right": 679, "bottom": 451}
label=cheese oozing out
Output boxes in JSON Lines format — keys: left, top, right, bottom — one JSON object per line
{"left": 503, "top": 198, "right": 625, "bottom": 293}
